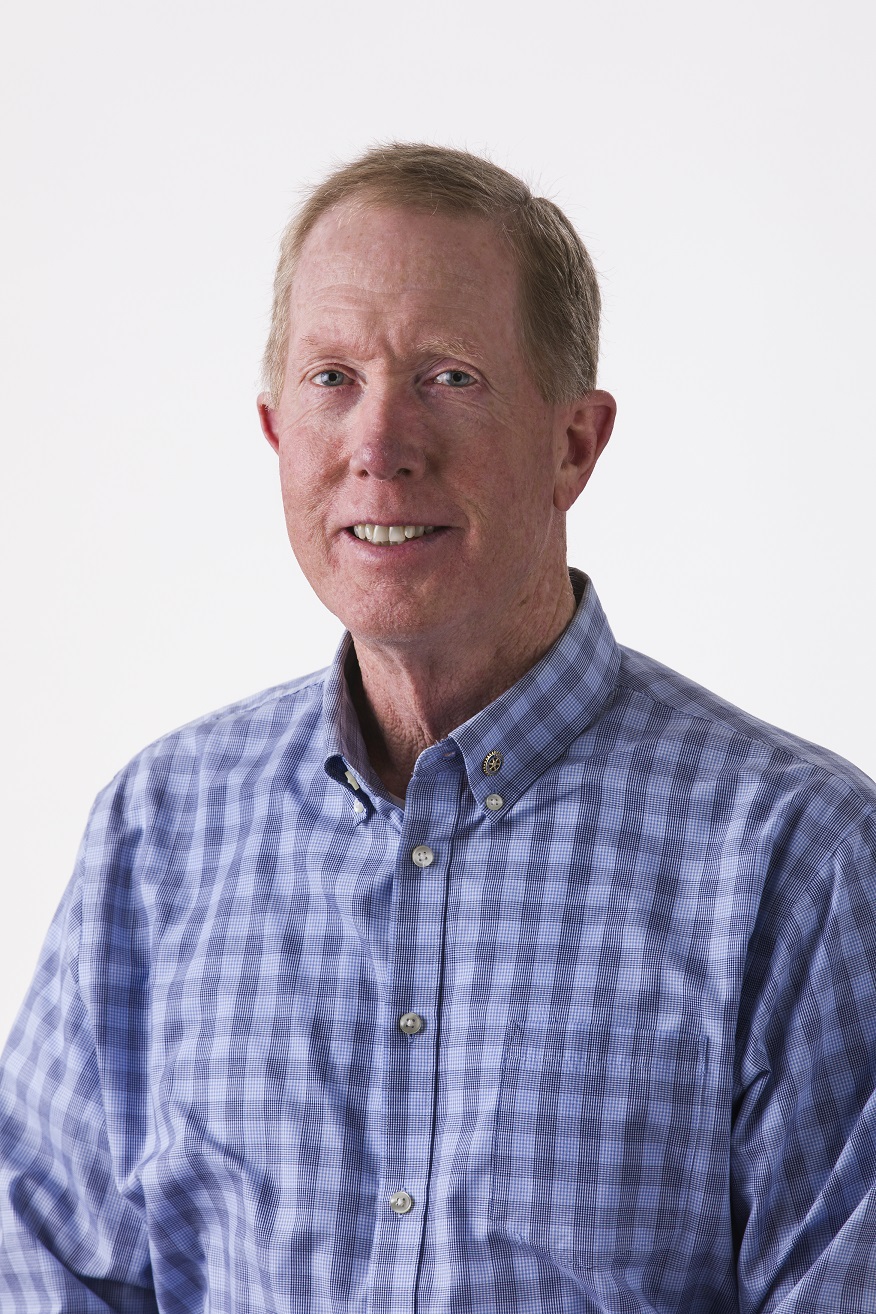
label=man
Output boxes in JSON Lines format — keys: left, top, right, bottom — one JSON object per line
{"left": 1, "top": 143, "right": 875, "bottom": 1313}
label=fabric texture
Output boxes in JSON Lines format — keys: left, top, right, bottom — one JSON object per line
{"left": 2, "top": 573, "right": 876, "bottom": 1313}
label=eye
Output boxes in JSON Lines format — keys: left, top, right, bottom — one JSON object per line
{"left": 313, "top": 369, "right": 350, "bottom": 387}
{"left": 434, "top": 369, "right": 476, "bottom": 387}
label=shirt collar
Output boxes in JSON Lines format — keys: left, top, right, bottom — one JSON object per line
{"left": 322, "top": 570, "right": 622, "bottom": 818}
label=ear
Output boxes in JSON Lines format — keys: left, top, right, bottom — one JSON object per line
{"left": 553, "top": 390, "right": 616, "bottom": 514}
{"left": 257, "top": 393, "right": 281, "bottom": 453}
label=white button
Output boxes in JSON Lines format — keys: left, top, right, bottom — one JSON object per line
{"left": 389, "top": 1190, "right": 414, "bottom": 1214}
{"left": 352, "top": 800, "right": 366, "bottom": 814}
{"left": 399, "top": 1012, "right": 424, "bottom": 1035}
{"left": 344, "top": 769, "right": 360, "bottom": 790}
{"left": 485, "top": 794, "right": 503, "bottom": 811}
{"left": 411, "top": 845, "right": 434, "bottom": 868}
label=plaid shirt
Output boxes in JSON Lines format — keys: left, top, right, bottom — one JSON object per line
{"left": 3, "top": 573, "right": 876, "bottom": 1313}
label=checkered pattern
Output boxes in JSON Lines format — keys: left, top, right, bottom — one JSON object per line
{"left": 3, "top": 574, "right": 876, "bottom": 1312}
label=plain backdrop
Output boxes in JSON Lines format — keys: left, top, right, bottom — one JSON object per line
{"left": 1, "top": 0, "right": 874, "bottom": 1043}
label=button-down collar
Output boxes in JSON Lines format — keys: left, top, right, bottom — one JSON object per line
{"left": 448, "top": 571, "right": 621, "bottom": 816}
{"left": 322, "top": 647, "right": 382, "bottom": 817}
{"left": 322, "top": 571, "right": 621, "bottom": 817}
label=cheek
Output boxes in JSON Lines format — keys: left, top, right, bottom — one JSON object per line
{"left": 275, "top": 456, "right": 333, "bottom": 562}
{"left": 277, "top": 424, "right": 342, "bottom": 503}
{"left": 497, "top": 441, "right": 559, "bottom": 516}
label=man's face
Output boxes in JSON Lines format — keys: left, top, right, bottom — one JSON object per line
{"left": 259, "top": 202, "right": 609, "bottom": 655}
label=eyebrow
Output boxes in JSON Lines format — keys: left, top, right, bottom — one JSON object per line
{"left": 415, "top": 338, "right": 483, "bottom": 361}
{"left": 294, "top": 334, "right": 484, "bottom": 362}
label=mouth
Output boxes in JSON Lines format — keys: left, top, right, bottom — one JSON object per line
{"left": 349, "top": 523, "right": 438, "bottom": 545}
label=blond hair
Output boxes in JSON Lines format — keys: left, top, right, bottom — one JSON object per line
{"left": 262, "top": 143, "right": 602, "bottom": 406}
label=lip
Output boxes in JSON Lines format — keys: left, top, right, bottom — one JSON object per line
{"left": 335, "top": 517, "right": 454, "bottom": 538}
{"left": 339, "top": 524, "right": 454, "bottom": 554}
{"left": 340, "top": 519, "right": 447, "bottom": 530}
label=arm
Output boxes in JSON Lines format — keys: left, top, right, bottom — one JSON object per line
{"left": 733, "top": 807, "right": 876, "bottom": 1311}
{"left": 0, "top": 821, "right": 157, "bottom": 1313}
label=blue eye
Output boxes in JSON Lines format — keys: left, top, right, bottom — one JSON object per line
{"left": 435, "top": 369, "right": 475, "bottom": 387}
{"left": 314, "top": 369, "right": 349, "bottom": 386}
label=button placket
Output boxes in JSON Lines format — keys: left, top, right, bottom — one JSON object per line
{"left": 372, "top": 753, "right": 465, "bottom": 1291}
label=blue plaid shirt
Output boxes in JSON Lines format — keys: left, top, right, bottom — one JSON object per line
{"left": 3, "top": 573, "right": 876, "bottom": 1313}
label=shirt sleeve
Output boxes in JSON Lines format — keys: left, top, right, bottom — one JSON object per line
{"left": 0, "top": 813, "right": 158, "bottom": 1313}
{"left": 733, "top": 805, "right": 876, "bottom": 1312}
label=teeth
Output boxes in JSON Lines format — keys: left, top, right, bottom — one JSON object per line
{"left": 352, "top": 523, "right": 433, "bottom": 545}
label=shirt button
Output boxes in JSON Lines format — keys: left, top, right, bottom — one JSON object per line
{"left": 389, "top": 1190, "right": 414, "bottom": 1215}
{"left": 399, "top": 1012, "right": 424, "bottom": 1035}
{"left": 411, "top": 845, "right": 434, "bottom": 868}
{"left": 485, "top": 794, "right": 503, "bottom": 811}
{"left": 352, "top": 800, "right": 366, "bottom": 814}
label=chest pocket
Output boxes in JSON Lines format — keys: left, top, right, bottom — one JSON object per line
{"left": 489, "top": 1021, "right": 709, "bottom": 1275}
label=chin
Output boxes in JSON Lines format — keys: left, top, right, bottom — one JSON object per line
{"left": 329, "top": 596, "right": 455, "bottom": 649}
{"left": 339, "top": 614, "right": 438, "bottom": 648}
{"left": 318, "top": 573, "right": 456, "bottom": 640}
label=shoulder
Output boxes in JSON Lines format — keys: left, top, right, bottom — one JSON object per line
{"left": 149, "top": 667, "right": 328, "bottom": 748}
{"left": 618, "top": 643, "right": 875, "bottom": 797}
{"left": 89, "top": 667, "right": 331, "bottom": 826}
{"left": 613, "top": 644, "right": 876, "bottom": 858}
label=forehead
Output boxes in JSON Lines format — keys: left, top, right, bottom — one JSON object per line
{"left": 287, "top": 202, "right": 522, "bottom": 348}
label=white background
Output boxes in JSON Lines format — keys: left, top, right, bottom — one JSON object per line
{"left": 1, "top": 0, "right": 873, "bottom": 1042}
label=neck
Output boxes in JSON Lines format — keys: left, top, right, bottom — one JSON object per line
{"left": 348, "top": 570, "right": 578, "bottom": 798}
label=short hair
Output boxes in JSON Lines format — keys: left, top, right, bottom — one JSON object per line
{"left": 262, "top": 142, "right": 602, "bottom": 406}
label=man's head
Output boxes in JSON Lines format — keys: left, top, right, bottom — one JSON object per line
{"left": 261, "top": 143, "right": 602, "bottom": 409}
{"left": 258, "top": 145, "right": 615, "bottom": 665}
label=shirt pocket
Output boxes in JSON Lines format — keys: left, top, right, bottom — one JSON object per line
{"left": 488, "top": 1020, "right": 709, "bottom": 1272}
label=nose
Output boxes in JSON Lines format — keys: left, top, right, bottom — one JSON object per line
{"left": 348, "top": 384, "right": 427, "bottom": 481}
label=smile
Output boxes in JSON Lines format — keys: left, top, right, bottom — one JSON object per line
{"left": 351, "top": 524, "right": 436, "bottom": 544}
